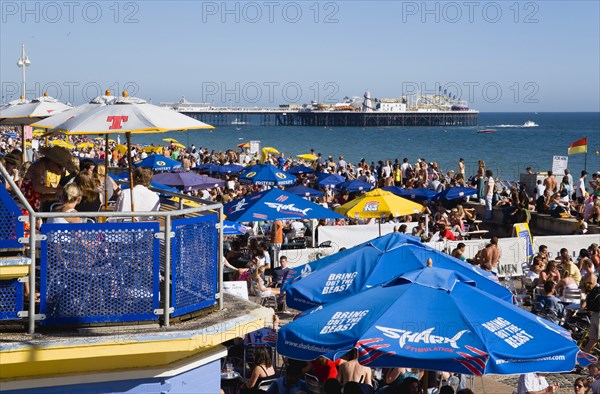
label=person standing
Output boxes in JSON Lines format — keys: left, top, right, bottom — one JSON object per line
{"left": 458, "top": 158, "right": 465, "bottom": 178}
{"left": 582, "top": 273, "right": 600, "bottom": 354}
{"left": 270, "top": 219, "right": 283, "bottom": 265}
{"left": 544, "top": 171, "right": 558, "bottom": 194}
{"left": 484, "top": 169, "right": 495, "bottom": 220}
{"left": 576, "top": 171, "right": 588, "bottom": 204}
{"left": 517, "top": 373, "right": 558, "bottom": 394}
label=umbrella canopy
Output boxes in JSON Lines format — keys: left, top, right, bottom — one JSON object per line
{"left": 432, "top": 186, "right": 478, "bottom": 202}
{"left": 121, "top": 180, "right": 179, "bottom": 194}
{"left": 238, "top": 164, "right": 296, "bottom": 186}
{"left": 316, "top": 172, "right": 345, "bottom": 188}
{"left": 278, "top": 267, "right": 594, "bottom": 375}
{"left": 237, "top": 141, "right": 250, "bottom": 148}
{"left": 49, "top": 139, "right": 75, "bottom": 149}
{"left": 335, "top": 188, "right": 424, "bottom": 219}
{"left": 297, "top": 153, "right": 318, "bottom": 161}
{"left": 285, "top": 185, "right": 324, "bottom": 198}
{"left": 223, "top": 220, "right": 248, "bottom": 236}
{"left": 153, "top": 171, "right": 225, "bottom": 191}
{"left": 133, "top": 154, "right": 182, "bottom": 172}
{"left": 76, "top": 141, "right": 95, "bottom": 149}
{"left": 382, "top": 186, "right": 437, "bottom": 201}
{"left": 162, "top": 137, "right": 179, "bottom": 143}
{"left": 31, "top": 94, "right": 115, "bottom": 130}
{"left": 283, "top": 232, "right": 512, "bottom": 310}
{"left": 142, "top": 145, "right": 164, "bottom": 154}
{"left": 223, "top": 188, "right": 344, "bottom": 222}
{"left": 335, "top": 179, "right": 374, "bottom": 193}
{"left": 172, "top": 142, "right": 186, "bottom": 150}
{"left": 288, "top": 165, "right": 315, "bottom": 175}
{"left": 0, "top": 93, "right": 71, "bottom": 125}
{"left": 217, "top": 164, "right": 245, "bottom": 175}
{"left": 195, "top": 163, "right": 220, "bottom": 174}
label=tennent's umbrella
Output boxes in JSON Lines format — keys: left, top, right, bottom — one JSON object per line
{"left": 432, "top": 186, "right": 477, "bottom": 202}
{"left": 238, "top": 164, "right": 296, "bottom": 186}
{"left": 297, "top": 153, "right": 318, "bottom": 161}
{"left": 335, "top": 179, "right": 374, "bottom": 193}
{"left": 153, "top": 171, "right": 224, "bottom": 192}
{"left": 316, "top": 172, "right": 345, "bottom": 188}
{"left": 223, "top": 188, "right": 344, "bottom": 222}
{"left": 223, "top": 220, "right": 248, "bottom": 236}
{"left": 278, "top": 267, "right": 595, "bottom": 375}
{"left": 1, "top": 93, "right": 72, "bottom": 161}
{"left": 382, "top": 186, "right": 437, "bottom": 201}
{"left": 41, "top": 91, "right": 213, "bottom": 212}
{"left": 283, "top": 232, "right": 512, "bottom": 310}
{"left": 134, "top": 154, "right": 182, "bottom": 172}
{"left": 286, "top": 185, "right": 324, "bottom": 198}
{"left": 162, "top": 137, "right": 179, "bottom": 143}
{"left": 288, "top": 165, "right": 315, "bottom": 175}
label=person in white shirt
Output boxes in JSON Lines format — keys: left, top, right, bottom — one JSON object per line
{"left": 535, "top": 180, "right": 546, "bottom": 200}
{"left": 116, "top": 167, "right": 160, "bottom": 219}
{"left": 517, "top": 373, "right": 558, "bottom": 394}
{"left": 576, "top": 170, "right": 588, "bottom": 203}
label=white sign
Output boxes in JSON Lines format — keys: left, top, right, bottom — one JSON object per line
{"left": 250, "top": 140, "right": 261, "bottom": 154}
{"left": 223, "top": 281, "right": 248, "bottom": 300}
{"left": 552, "top": 155, "right": 568, "bottom": 176}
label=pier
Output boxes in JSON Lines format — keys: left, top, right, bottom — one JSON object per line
{"left": 183, "top": 109, "right": 479, "bottom": 127}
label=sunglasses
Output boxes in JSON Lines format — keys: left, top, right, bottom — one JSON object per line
{"left": 574, "top": 384, "right": 584, "bottom": 388}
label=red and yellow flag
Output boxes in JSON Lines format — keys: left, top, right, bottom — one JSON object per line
{"left": 568, "top": 137, "right": 587, "bottom": 155}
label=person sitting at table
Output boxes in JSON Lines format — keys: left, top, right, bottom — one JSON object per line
{"left": 538, "top": 260, "right": 561, "bottom": 287}
{"left": 272, "top": 256, "right": 290, "bottom": 287}
{"left": 115, "top": 167, "right": 160, "bottom": 219}
{"left": 250, "top": 266, "right": 272, "bottom": 298}
{"left": 535, "top": 280, "right": 565, "bottom": 325}
{"left": 46, "top": 183, "right": 83, "bottom": 224}
{"left": 266, "top": 363, "right": 308, "bottom": 394}
{"left": 73, "top": 171, "right": 102, "bottom": 213}
{"left": 240, "top": 347, "right": 276, "bottom": 394}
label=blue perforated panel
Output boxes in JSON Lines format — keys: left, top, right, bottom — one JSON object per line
{"left": 171, "top": 215, "right": 218, "bottom": 317}
{"left": 0, "top": 184, "right": 25, "bottom": 249}
{"left": 0, "top": 279, "right": 24, "bottom": 320}
{"left": 39, "top": 222, "right": 160, "bottom": 325}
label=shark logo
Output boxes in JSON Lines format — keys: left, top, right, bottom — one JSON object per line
{"left": 376, "top": 326, "right": 469, "bottom": 349}
{"left": 264, "top": 202, "right": 312, "bottom": 216}
{"left": 301, "top": 264, "right": 312, "bottom": 278}
{"left": 229, "top": 198, "right": 248, "bottom": 214}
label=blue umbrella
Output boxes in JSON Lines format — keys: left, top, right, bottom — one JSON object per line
{"left": 224, "top": 188, "right": 344, "bottom": 222}
{"left": 153, "top": 172, "right": 225, "bottom": 191}
{"left": 286, "top": 185, "right": 324, "bottom": 198}
{"left": 5, "top": 132, "right": 18, "bottom": 139}
{"left": 283, "top": 233, "right": 512, "bottom": 310}
{"left": 223, "top": 220, "right": 248, "bottom": 235}
{"left": 194, "top": 163, "right": 220, "bottom": 174}
{"left": 432, "top": 186, "right": 477, "bottom": 202}
{"left": 316, "top": 172, "right": 345, "bottom": 188}
{"left": 335, "top": 179, "right": 374, "bottom": 193}
{"left": 217, "top": 164, "right": 244, "bottom": 175}
{"left": 133, "top": 154, "right": 182, "bottom": 172}
{"left": 238, "top": 164, "right": 296, "bottom": 186}
{"left": 277, "top": 267, "right": 594, "bottom": 375}
{"left": 288, "top": 165, "right": 315, "bottom": 175}
{"left": 382, "top": 186, "right": 436, "bottom": 201}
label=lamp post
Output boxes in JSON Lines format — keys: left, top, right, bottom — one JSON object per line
{"left": 17, "top": 44, "right": 31, "bottom": 100}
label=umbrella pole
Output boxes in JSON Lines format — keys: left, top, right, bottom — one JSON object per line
{"left": 21, "top": 124, "right": 26, "bottom": 163}
{"left": 126, "top": 132, "right": 135, "bottom": 220}
{"left": 104, "top": 134, "right": 109, "bottom": 211}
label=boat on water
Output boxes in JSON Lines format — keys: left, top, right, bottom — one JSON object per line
{"left": 231, "top": 118, "right": 248, "bottom": 125}
{"left": 478, "top": 129, "right": 496, "bottom": 133}
{"left": 523, "top": 120, "right": 538, "bottom": 127}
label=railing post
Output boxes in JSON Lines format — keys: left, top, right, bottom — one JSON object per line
{"left": 164, "top": 214, "right": 172, "bottom": 327}
{"left": 218, "top": 207, "right": 224, "bottom": 310}
{"left": 28, "top": 214, "right": 36, "bottom": 334}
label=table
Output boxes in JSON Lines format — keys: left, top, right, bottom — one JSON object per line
{"left": 221, "top": 371, "right": 241, "bottom": 394}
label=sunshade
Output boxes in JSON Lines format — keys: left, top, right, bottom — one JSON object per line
{"left": 223, "top": 188, "right": 344, "bottom": 222}
{"left": 297, "top": 153, "right": 318, "bottom": 161}
{"left": 30, "top": 93, "right": 115, "bottom": 130}
{"left": 133, "top": 154, "right": 182, "bottom": 172}
{"left": 432, "top": 186, "right": 478, "bottom": 202}
{"left": 49, "top": 139, "right": 75, "bottom": 149}
{"left": 172, "top": 142, "right": 186, "bottom": 150}
{"left": 238, "top": 164, "right": 296, "bottom": 186}
{"left": 121, "top": 181, "right": 179, "bottom": 194}
{"left": 335, "top": 188, "right": 424, "bottom": 219}
{"left": 335, "top": 179, "right": 374, "bottom": 193}
{"left": 237, "top": 141, "right": 250, "bottom": 148}
{"left": 162, "top": 138, "right": 179, "bottom": 143}
{"left": 195, "top": 163, "right": 220, "bottom": 174}
{"left": 142, "top": 145, "right": 164, "bottom": 154}
{"left": 278, "top": 267, "right": 595, "bottom": 375}
{"left": 153, "top": 171, "right": 225, "bottom": 191}
{"left": 316, "top": 172, "right": 345, "bottom": 188}
{"left": 288, "top": 165, "right": 315, "bottom": 175}
{"left": 216, "top": 164, "right": 245, "bottom": 175}
{"left": 115, "top": 144, "right": 128, "bottom": 154}
{"left": 76, "top": 141, "right": 95, "bottom": 149}
{"left": 382, "top": 186, "right": 437, "bottom": 201}
{"left": 283, "top": 232, "right": 512, "bottom": 310}
{"left": 285, "top": 185, "right": 324, "bottom": 198}
{"left": 223, "top": 220, "right": 248, "bottom": 236}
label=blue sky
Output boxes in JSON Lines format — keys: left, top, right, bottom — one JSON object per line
{"left": 1, "top": 1, "right": 599, "bottom": 111}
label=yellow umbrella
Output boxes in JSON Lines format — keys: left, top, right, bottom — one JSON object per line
{"left": 108, "top": 139, "right": 117, "bottom": 143}
{"left": 263, "top": 147, "right": 279, "bottom": 154}
{"left": 25, "top": 141, "right": 32, "bottom": 147}
{"left": 93, "top": 137, "right": 104, "bottom": 141}
{"left": 163, "top": 137, "right": 179, "bottom": 143}
{"left": 143, "top": 145, "right": 163, "bottom": 153}
{"left": 115, "top": 144, "right": 128, "bottom": 154}
{"left": 297, "top": 153, "right": 318, "bottom": 161}
{"left": 169, "top": 197, "right": 201, "bottom": 207}
{"left": 172, "top": 142, "right": 186, "bottom": 150}
{"left": 50, "top": 139, "right": 75, "bottom": 149}
{"left": 335, "top": 188, "right": 424, "bottom": 235}
{"left": 33, "top": 129, "right": 45, "bottom": 137}
{"left": 77, "top": 141, "right": 95, "bottom": 149}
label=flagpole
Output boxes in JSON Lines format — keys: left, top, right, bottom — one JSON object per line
{"left": 585, "top": 135, "right": 588, "bottom": 172}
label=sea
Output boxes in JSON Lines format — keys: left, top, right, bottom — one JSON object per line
{"left": 132, "top": 112, "right": 600, "bottom": 182}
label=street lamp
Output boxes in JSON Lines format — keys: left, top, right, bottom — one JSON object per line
{"left": 17, "top": 44, "right": 31, "bottom": 100}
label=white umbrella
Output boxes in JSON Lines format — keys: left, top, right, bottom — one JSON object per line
{"left": 44, "top": 91, "right": 214, "bottom": 211}
{"left": 31, "top": 92, "right": 116, "bottom": 130}
{"left": 0, "top": 93, "right": 72, "bottom": 160}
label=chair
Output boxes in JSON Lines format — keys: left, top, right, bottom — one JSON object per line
{"left": 250, "top": 280, "right": 278, "bottom": 308}
{"left": 304, "top": 373, "right": 322, "bottom": 394}
{"left": 562, "top": 287, "right": 582, "bottom": 305}
{"left": 257, "top": 378, "right": 277, "bottom": 392}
